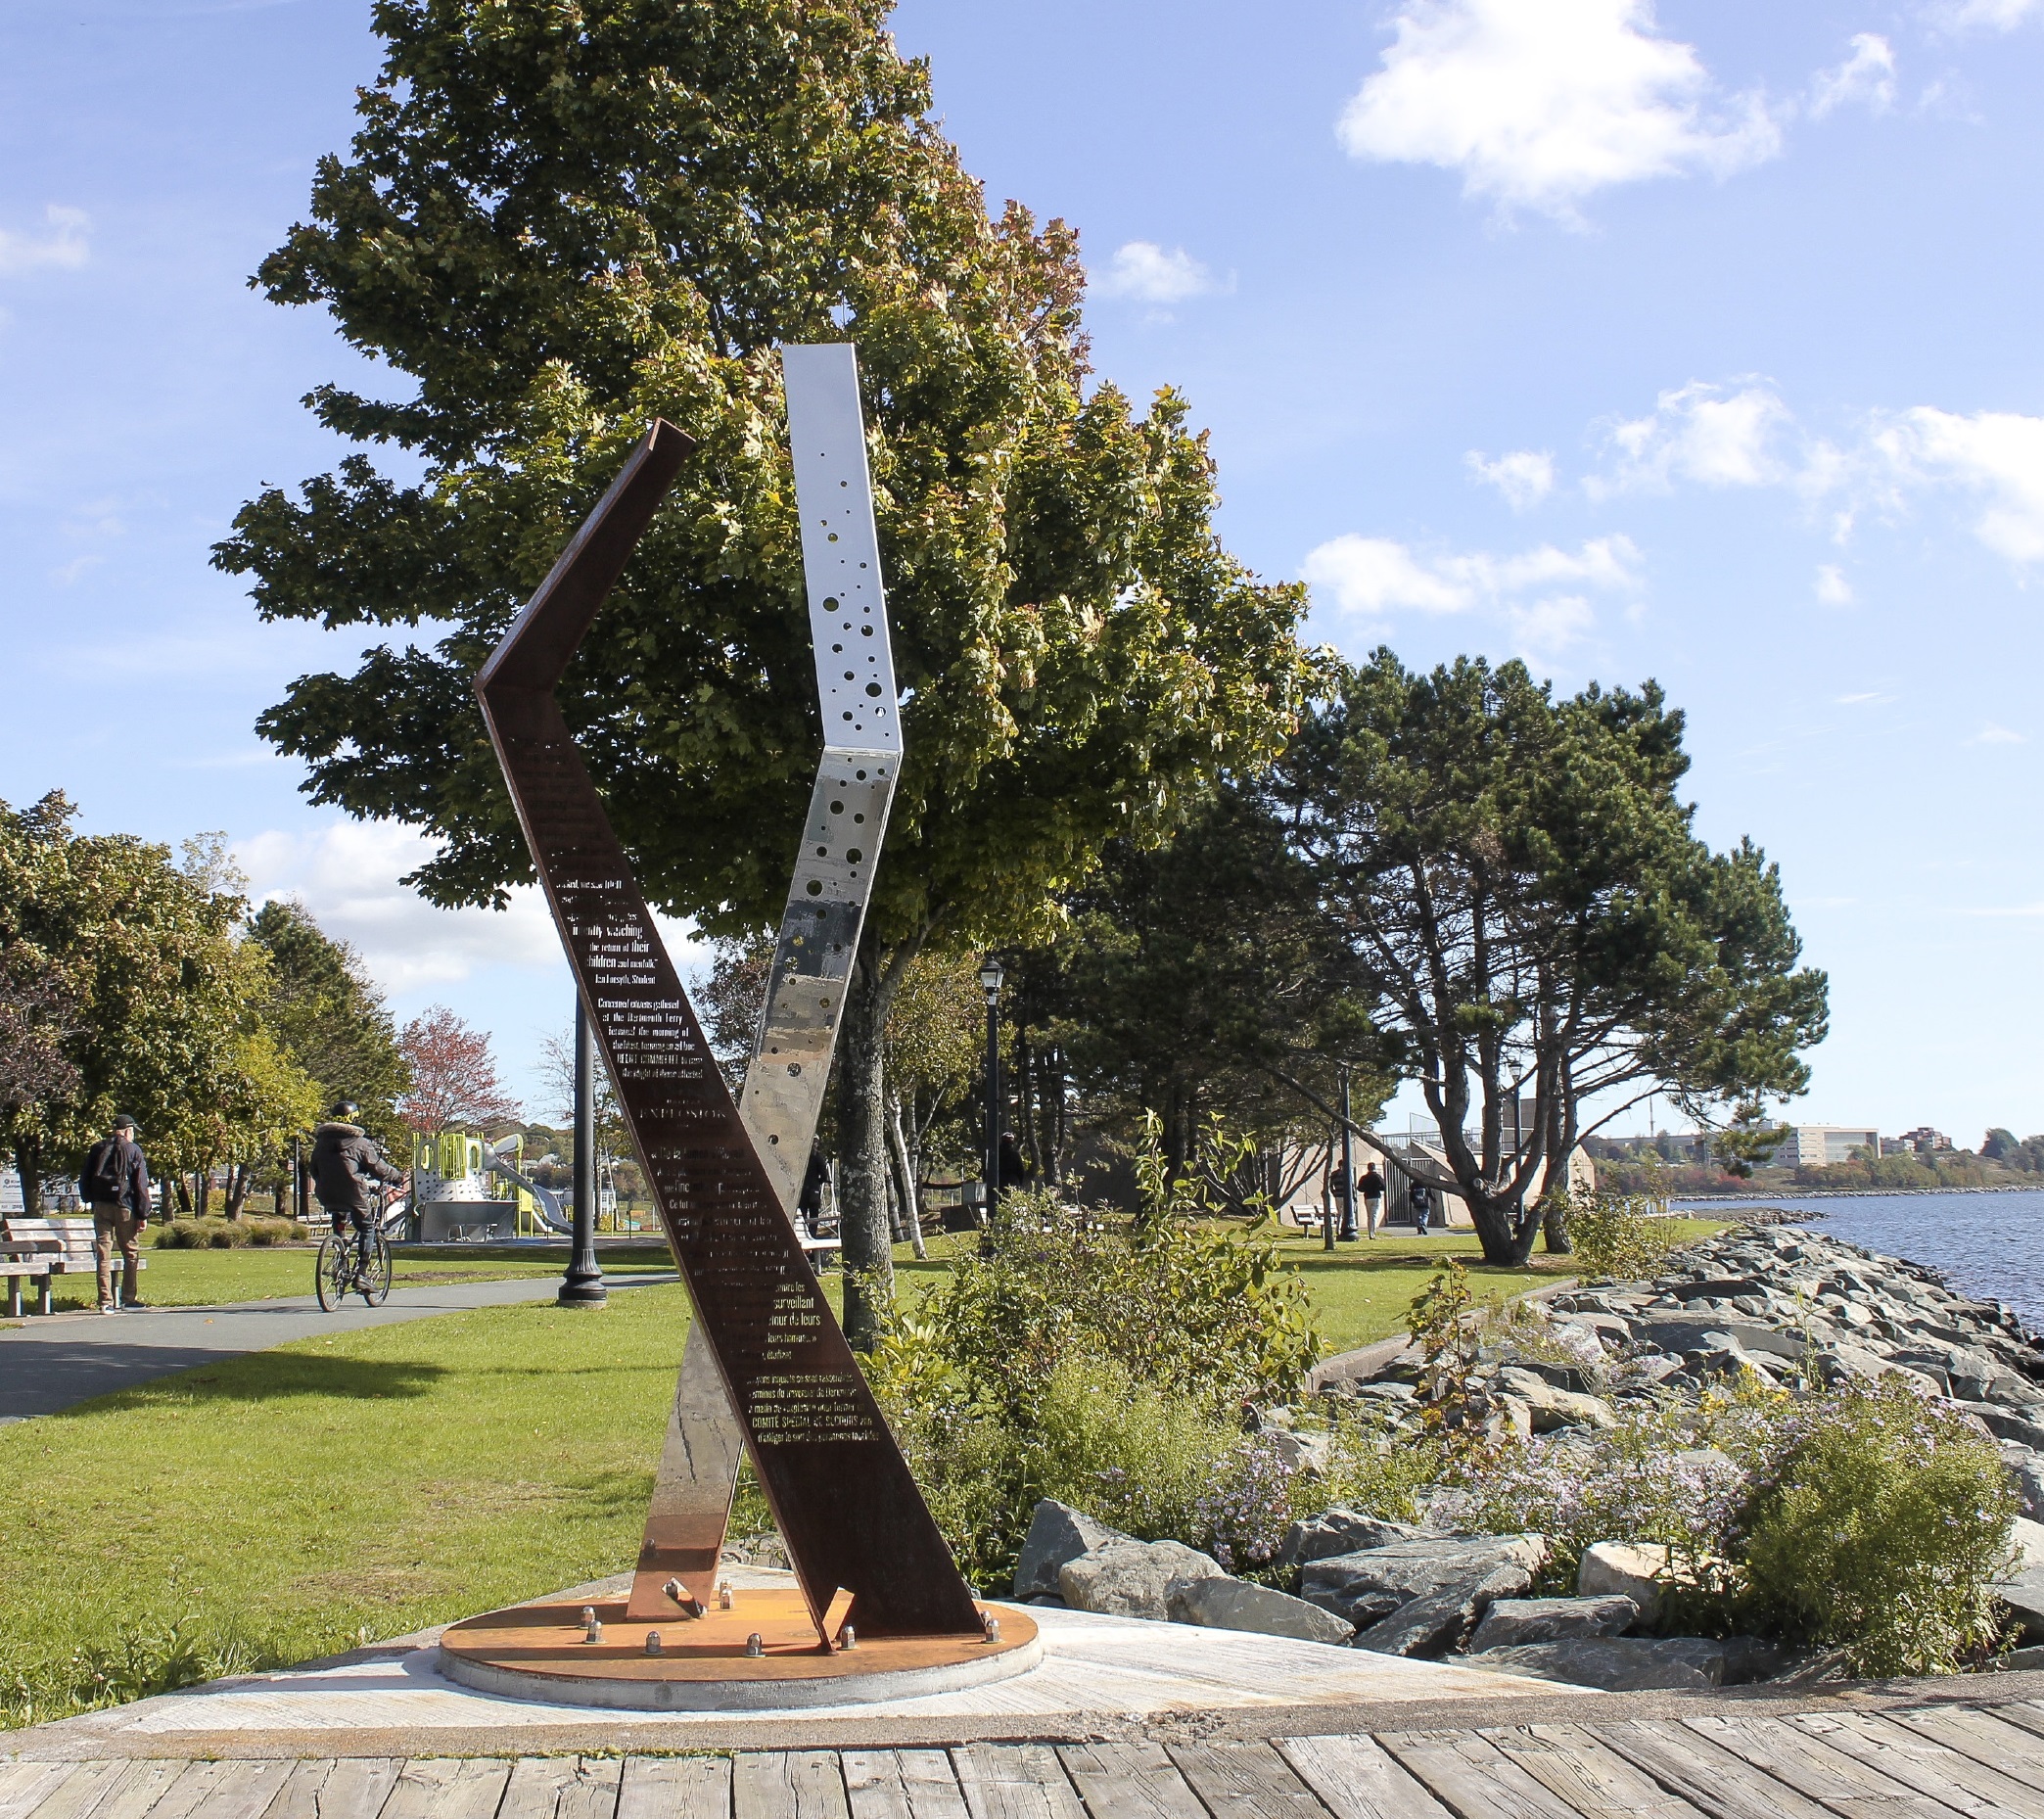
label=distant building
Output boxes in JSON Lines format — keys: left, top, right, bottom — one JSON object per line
{"left": 1893, "top": 1126, "right": 1952, "bottom": 1154}
{"left": 1769, "top": 1125, "right": 1880, "bottom": 1168}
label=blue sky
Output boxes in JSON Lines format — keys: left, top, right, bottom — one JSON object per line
{"left": 3, "top": 0, "right": 2041, "bottom": 1142}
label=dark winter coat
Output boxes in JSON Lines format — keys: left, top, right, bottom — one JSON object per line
{"left": 79, "top": 1137, "right": 150, "bottom": 1218}
{"left": 309, "top": 1121, "right": 403, "bottom": 1215}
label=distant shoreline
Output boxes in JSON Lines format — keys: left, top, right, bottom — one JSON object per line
{"left": 1671, "top": 1184, "right": 2044, "bottom": 1201}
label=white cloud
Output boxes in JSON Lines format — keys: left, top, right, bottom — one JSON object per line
{"left": 1098, "top": 241, "right": 1217, "bottom": 305}
{"left": 1809, "top": 34, "right": 1896, "bottom": 118}
{"left": 1933, "top": 0, "right": 2041, "bottom": 29}
{"left": 1466, "top": 448, "right": 1556, "bottom": 510}
{"left": 0, "top": 205, "right": 89, "bottom": 276}
{"left": 237, "top": 821, "right": 563, "bottom": 994}
{"left": 1590, "top": 380, "right": 1794, "bottom": 495}
{"left": 1506, "top": 594, "right": 1598, "bottom": 661}
{"left": 1971, "top": 723, "right": 2027, "bottom": 744}
{"left": 1814, "top": 565, "right": 1854, "bottom": 607}
{"left": 1336, "top": 0, "right": 1781, "bottom": 220}
{"left": 1866, "top": 407, "right": 2044, "bottom": 565}
{"left": 1835, "top": 691, "right": 1889, "bottom": 705}
{"left": 1302, "top": 532, "right": 1640, "bottom": 661}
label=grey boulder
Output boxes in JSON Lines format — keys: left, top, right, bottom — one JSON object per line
{"left": 1058, "top": 1539, "right": 1225, "bottom": 1621}
{"left": 1996, "top": 1565, "right": 2044, "bottom": 1644}
{"left": 1350, "top": 1562, "right": 1532, "bottom": 1657}
{"left": 1166, "top": 1573, "right": 1355, "bottom": 1645}
{"left": 1467, "top": 1595, "right": 1639, "bottom": 1652}
{"left": 1012, "top": 1500, "right": 1128, "bottom": 1599}
{"left": 1492, "top": 1366, "right": 1616, "bottom": 1431}
{"left": 1470, "top": 1635, "right": 1734, "bottom": 1691}
{"left": 1302, "top": 1535, "right": 1547, "bottom": 1630}
{"left": 1278, "top": 1508, "right": 1432, "bottom": 1570}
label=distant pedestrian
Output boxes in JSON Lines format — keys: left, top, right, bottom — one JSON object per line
{"left": 798, "top": 1147, "right": 831, "bottom": 1236}
{"left": 1328, "top": 1158, "right": 1352, "bottom": 1240}
{"left": 309, "top": 1100, "right": 405, "bottom": 1249}
{"left": 997, "top": 1131, "right": 1033, "bottom": 1191}
{"left": 80, "top": 1114, "right": 151, "bottom": 1314}
{"left": 1410, "top": 1180, "right": 1431, "bottom": 1236}
{"left": 1360, "top": 1164, "right": 1385, "bottom": 1236}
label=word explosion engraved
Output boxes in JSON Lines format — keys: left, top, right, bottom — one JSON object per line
{"left": 627, "top": 347, "right": 909, "bottom": 1619}
{"left": 474, "top": 369, "right": 980, "bottom": 1644}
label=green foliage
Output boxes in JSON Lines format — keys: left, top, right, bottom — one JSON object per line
{"left": 0, "top": 794, "right": 322, "bottom": 1205}
{"left": 1, "top": 1616, "right": 276, "bottom": 1729}
{"left": 1408, "top": 1259, "right": 1474, "bottom": 1365}
{"left": 154, "top": 1217, "right": 307, "bottom": 1249}
{"left": 1740, "top": 1379, "right": 2018, "bottom": 1676}
{"left": 247, "top": 901, "right": 410, "bottom": 1143}
{"left": 868, "top": 1188, "right": 1320, "bottom": 1421}
{"left": 216, "top": 0, "right": 1309, "bottom": 956}
{"left": 1565, "top": 1194, "right": 1693, "bottom": 1281}
{"left": 1276, "top": 653, "right": 1829, "bottom": 1266}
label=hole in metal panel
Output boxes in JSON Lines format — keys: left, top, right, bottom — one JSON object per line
{"left": 865, "top": 682, "right": 882, "bottom": 697}
{"left": 847, "top": 849, "right": 862, "bottom": 863}
{"left": 807, "top": 880, "right": 823, "bottom": 896}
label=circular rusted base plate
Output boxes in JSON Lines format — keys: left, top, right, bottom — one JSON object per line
{"left": 437, "top": 1589, "right": 1041, "bottom": 1710}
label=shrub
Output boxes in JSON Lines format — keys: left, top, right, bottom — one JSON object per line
{"left": 867, "top": 1189, "right": 1320, "bottom": 1423}
{"left": 1564, "top": 1194, "right": 1690, "bottom": 1281}
{"left": 1739, "top": 1378, "right": 2017, "bottom": 1675}
{"left": 154, "top": 1217, "right": 305, "bottom": 1250}
{"left": 3, "top": 1616, "right": 278, "bottom": 1730}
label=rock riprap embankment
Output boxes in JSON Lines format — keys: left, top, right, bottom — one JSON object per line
{"left": 1014, "top": 1223, "right": 2044, "bottom": 1690}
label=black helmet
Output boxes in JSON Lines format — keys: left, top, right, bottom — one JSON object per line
{"left": 329, "top": 1099, "right": 361, "bottom": 1121}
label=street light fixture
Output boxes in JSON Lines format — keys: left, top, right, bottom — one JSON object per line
{"left": 978, "top": 958, "right": 1004, "bottom": 1220}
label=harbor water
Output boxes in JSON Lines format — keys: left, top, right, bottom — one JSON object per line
{"left": 1674, "top": 1189, "right": 2044, "bottom": 1329}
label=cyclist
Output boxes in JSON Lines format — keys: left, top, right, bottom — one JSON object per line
{"left": 309, "top": 1100, "right": 405, "bottom": 1262}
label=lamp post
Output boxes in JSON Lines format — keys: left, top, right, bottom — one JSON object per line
{"left": 977, "top": 957, "right": 1004, "bottom": 1222}
{"left": 1337, "top": 1062, "right": 1359, "bottom": 1241}
{"left": 559, "top": 995, "right": 607, "bottom": 1307}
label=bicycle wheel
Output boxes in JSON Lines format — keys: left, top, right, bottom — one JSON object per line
{"left": 358, "top": 1232, "right": 392, "bottom": 1306}
{"left": 315, "top": 1233, "right": 349, "bottom": 1312}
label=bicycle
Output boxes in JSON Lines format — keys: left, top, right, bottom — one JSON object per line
{"left": 315, "top": 1189, "right": 402, "bottom": 1311}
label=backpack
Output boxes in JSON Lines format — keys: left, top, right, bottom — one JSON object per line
{"left": 83, "top": 1141, "right": 126, "bottom": 1204}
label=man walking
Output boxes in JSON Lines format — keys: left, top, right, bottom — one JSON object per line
{"left": 1360, "top": 1163, "right": 1385, "bottom": 1237}
{"left": 1410, "top": 1179, "right": 1432, "bottom": 1236}
{"left": 80, "top": 1113, "right": 151, "bottom": 1314}
{"left": 309, "top": 1101, "right": 405, "bottom": 1249}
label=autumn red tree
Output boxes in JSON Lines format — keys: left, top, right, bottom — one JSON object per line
{"left": 396, "top": 1006, "right": 521, "bottom": 1133}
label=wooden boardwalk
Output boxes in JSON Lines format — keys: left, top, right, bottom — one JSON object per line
{"left": 11, "top": 1701, "right": 2044, "bottom": 1819}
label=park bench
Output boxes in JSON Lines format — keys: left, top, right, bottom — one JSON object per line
{"left": 0, "top": 1216, "right": 146, "bottom": 1316}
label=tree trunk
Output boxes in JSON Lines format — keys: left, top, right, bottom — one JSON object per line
{"left": 225, "top": 1163, "right": 253, "bottom": 1220}
{"left": 836, "top": 936, "right": 895, "bottom": 1349}
{"left": 194, "top": 1169, "right": 212, "bottom": 1218}
{"left": 13, "top": 1138, "right": 42, "bottom": 1217}
{"left": 886, "top": 1095, "right": 927, "bottom": 1260}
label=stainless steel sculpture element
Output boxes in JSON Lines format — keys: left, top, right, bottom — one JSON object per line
{"left": 474, "top": 356, "right": 980, "bottom": 1643}
{"left": 625, "top": 344, "right": 906, "bottom": 1619}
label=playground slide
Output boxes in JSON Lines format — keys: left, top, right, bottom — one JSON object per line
{"left": 482, "top": 1140, "right": 574, "bottom": 1236}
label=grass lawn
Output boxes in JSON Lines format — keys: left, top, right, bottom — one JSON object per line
{"left": 0, "top": 1215, "right": 1731, "bottom": 1725}
{"left": 1, "top": 1284, "right": 698, "bottom": 1723}
{"left": 24, "top": 1241, "right": 674, "bottom": 1314}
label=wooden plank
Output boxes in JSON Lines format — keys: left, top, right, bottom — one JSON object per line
{"left": 1482, "top": 1725, "right": 1712, "bottom": 1819}
{"left": 1977, "top": 1704, "right": 2044, "bottom": 1747}
{"left": 138, "top": 1759, "right": 296, "bottom": 1819}
{"left": 1058, "top": 1744, "right": 1207, "bottom": 1819}
{"left": 1275, "top": 1735, "right": 1452, "bottom": 1819}
{"left": 1888, "top": 1707, "right": 2044, "bottom": 1796}
{"left": 843, "top": 1752, "right": 968, "bottom": 1819}
{"left": 619, "top": 1756, "right": 733, "bottom": 1819}
{"left": 497, "top": 1756, "right": 624, "bottom": 1819}
{"left": 261, "top": 1758, "right": 404, "bottom": 1819}
{"left": 734, "top": 1754, "right": 850, "bottom": 1819}
{"left": 54, "top": 1760, "right": 195, "bottom": 1819}
{"left": 952, "top": 1746, "right": 1086, "bottom": 1819}
{"left": 11, "top": 1760, "right": 139, "bottom": 1819}
{"left": 1790, "top": 1711, "right": 2044, "bottom": 1819}
{"left": 0, "top": 1763, "right": 80, "bottom": 1819}
{"left": 1373, "top": 1730, "right": 1583, "bottom": 1819}
{"left": 380, "top": 1758, "right": 515, "bottom": 1819}
{"left": 1592, "top": 1719, "right": 1839, "bottom": 1819}
{"left": 1166, "top": 1743, "right": 1329, "bottom": 1819}
{"left": 1683, "top": 1713, "right": 1965, "bottom": 1818}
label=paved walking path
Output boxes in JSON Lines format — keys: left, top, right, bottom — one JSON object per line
{"left": 0, "top": 1272, "right": 676, "bottom": 1423}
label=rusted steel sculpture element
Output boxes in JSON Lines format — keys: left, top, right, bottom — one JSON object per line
{"left": 473, "top": 345, "right": 981, "bottom": 1644}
